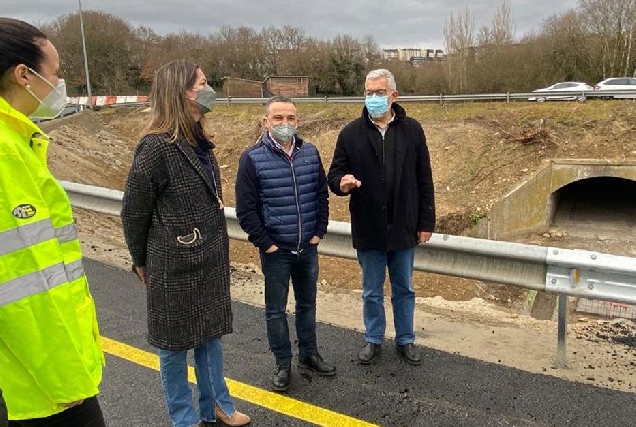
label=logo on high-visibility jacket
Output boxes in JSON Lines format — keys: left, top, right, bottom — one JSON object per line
{"left": 12, "top": 204, "right": 37, "bottom": 219}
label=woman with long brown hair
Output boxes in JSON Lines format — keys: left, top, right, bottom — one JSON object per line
{"left": 121, "top": 60, "right": 249, "bottom": 427}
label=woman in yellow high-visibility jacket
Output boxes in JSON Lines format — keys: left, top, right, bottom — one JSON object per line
{"left": 0, "top": 18, "right": 105, "bottom": 426}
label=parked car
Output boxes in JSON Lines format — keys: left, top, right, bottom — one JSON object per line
{"left": 528, "top": 82, "right": 593, "bottom": 102}
{"left": 593, "top": 77, "right": 636, "bottom": 99}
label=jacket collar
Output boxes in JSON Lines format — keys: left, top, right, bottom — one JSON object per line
{"left": 0, "top": 95, "right": 47, "bottom": 141}
{"left": 261, "top": 131, "right": 304, "bottom": 153}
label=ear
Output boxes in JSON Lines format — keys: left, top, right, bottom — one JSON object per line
{"left": 10, "top": 64, "right": 30, "bottom": 87}
{"left": 389, "top": 90, "right": 399, "bottom": 103}
{"left": 184, "top": 87, "right": 197, "bottom": 100}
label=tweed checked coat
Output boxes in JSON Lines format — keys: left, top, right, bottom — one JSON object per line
{"left": 121, "top": 132, "right": 232, "bottom": 351}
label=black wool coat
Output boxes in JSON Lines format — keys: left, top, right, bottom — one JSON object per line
{"left": 121, "top": 132, "right": 232, "bottom": 351}
{"left": 327, "top": 103, "right": 436, "bottom": 251}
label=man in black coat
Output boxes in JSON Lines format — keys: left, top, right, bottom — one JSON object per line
{"left": 327, "top": 69, "right": 435, "bottom": 366}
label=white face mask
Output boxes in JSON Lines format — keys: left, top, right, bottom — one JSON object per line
{"left": 26, "top": 68, "right": 68, "bottom": 119}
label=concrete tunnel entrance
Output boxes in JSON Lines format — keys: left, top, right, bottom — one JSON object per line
{"left": 485, "top": 167, "right": 636, "bottom": 320}
{"left": 486, "top": 160, "right": 636, "bottom": 240}
{"left": 551, "top": 176, "right": 636, "bottom": 239}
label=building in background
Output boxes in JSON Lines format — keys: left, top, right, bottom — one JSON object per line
{"left": 383, "top": 49, "right": 400, "bottom": 60}
{"left": 221, "top": 77, "right": 264, "bottom": 98}
{"left": 382, "top": 48, "right": 446, "bottom": 64}
{"left": 266, "top": 76, "right": 310, "bottom": 97}
{"left": 222, "top": 76, "right": 310, "bottom": 98}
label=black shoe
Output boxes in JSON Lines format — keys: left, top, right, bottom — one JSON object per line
{"left": 358, "top": 342, "right": 382, "bottom": 365}
{"left": 272, "top": 364, "right": 291, "bottom": 392}
{"left": 396, "top": 343, "right": 421, "bottom": 366}
{"left": 199, "top": 422, "right": 217, "bottom": 426}
{"left": 298, "top": 354, "right": 336, "bottom": 376}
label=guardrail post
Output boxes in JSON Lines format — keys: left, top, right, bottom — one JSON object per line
{"left": 439, "top": 93, "right": 444, "bottom": 106}
{"left": 325, "top": 95, "right": 328, "bottom": 105}
{"left": 506, "top": 92, "right": 510, "bottom": 103}
{"left": 556, "top": 294, "right": 568, "bottom": 368}
{"left": 227, "top": 96, "right": 231, "bottom": 106}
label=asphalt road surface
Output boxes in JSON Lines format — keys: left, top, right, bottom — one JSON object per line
{"left": 87, "top": 258, "right": 635, "bottom": 426}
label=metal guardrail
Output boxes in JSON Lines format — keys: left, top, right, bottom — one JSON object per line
{"left": 210, "top": 90, "right": 633, "bottom": 105}
{"left": 216, "top": 90, "right": 635, "bottom": 105}
{"left": 68, "top": 89, "right": 636, "bottom": 109}
{"left": 217, "top": 90, "right": 636, "bottom": 105}
{"left": 61, "top": 181, "right": 636, "bottom": 368}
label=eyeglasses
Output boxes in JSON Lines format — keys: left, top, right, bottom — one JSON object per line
{"left": 364, "top": 89, "right": 389, "bottom": 97}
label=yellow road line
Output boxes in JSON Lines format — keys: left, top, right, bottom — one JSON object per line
{"left": 102, "top": 337, "right": 377, "bottom": 427}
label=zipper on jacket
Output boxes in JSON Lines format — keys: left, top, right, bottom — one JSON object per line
{"left": 289, "top": 152, "right": 302, "bottom": 253}
{"left": 274, "top": 145, "right": 303, "bottom": 253}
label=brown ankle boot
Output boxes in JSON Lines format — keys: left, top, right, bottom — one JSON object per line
{"left": 215, "top": 405, "right": 250, "bottom": 426}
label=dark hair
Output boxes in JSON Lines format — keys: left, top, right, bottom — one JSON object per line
{"left": 0, "top": 18, "right": 47, "bottom": 81}
{"left": 265, "top": 95, "right": 297, "bottom": 115}
{"left": 265, "top": 95, "right": 296, "bottom": 113}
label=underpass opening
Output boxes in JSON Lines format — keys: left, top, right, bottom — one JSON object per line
{"left": 551, "top": 176, "right": 636, "bottom": 239}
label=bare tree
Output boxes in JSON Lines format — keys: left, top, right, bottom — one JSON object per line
{"left": 539, "top": 11, "right": 599, "bottom": 82}
{"left": 276, "top": 26, "right": 308, "bottom": 75}
{"left": 579, "top": 0, "right": 636, "bottom": 77}
{"left": 491, "top": 0, "right": 515, "bottom": 46}
{"left": 329, "top": 34, "right": 366, "bottom": 95}
{"left": 473, "top": 1, "right": 519, "bottom": 92}
{"left": 444, "top": 6, "right": 475, "bottom": 93}
{"left": 360, "top": 34, "right": 383, "bottom": 69}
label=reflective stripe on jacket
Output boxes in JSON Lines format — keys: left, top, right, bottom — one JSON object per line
{"left": 0, "top": 96, "right": 104, "bottom": 420}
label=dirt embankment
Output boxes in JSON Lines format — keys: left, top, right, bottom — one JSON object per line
{"left": 42, "top": 101, "right": 636, "bottom": 306}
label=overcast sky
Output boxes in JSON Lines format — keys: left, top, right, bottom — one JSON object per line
{"left": 4, "top": 0, "right": 578, "bottom": 49}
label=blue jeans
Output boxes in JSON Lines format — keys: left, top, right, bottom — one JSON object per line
{"left": 158, "top": 338, "right": 235, "bottom": 427}
{"left": 357, "top": 248, "right": 415, "bottom": 346}
{"left": 260, "top": 246, "right": 318, "bottom": 366}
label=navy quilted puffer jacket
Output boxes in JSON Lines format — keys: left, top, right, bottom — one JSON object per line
{"left": 235, "top": 132, "right": 329, "bottom": 252}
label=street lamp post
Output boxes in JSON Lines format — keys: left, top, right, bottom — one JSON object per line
{"left": 78, "top": 0, "right": 93, "bottom": 108}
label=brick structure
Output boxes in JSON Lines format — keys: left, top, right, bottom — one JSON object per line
{"left": 222, "top": 77, "right": 264, "bottom": 98}
{"left": 222, "top": 76, "right": 310, "bottom": 98}
{"left": 265, "top": 76, "right": 310, "bottom": 97}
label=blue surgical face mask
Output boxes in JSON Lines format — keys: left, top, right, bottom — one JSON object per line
{"left": 365, "top": 94, "right": 389, "bottom": 118}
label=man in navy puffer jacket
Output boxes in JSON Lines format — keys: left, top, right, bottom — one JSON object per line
{"left": 236, "top": 96, "right": 334, "bottom": 392}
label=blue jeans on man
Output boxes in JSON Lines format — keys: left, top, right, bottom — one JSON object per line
{"left": 260, "top": 245, "right": 335, "bottom": 391}
{"left": 356, "top": 248, "right": 421, "bottom": 365}
{"left": 260, "top": 246, "right": 319, "bottom": 365}
{"left": 158, "top": 338, "right": 235, "bottom": 427}
{"left": 357, "top": 248, "right": 415, "bottom": 344}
